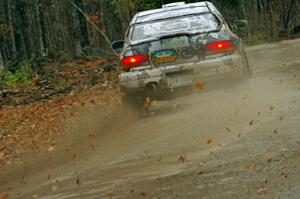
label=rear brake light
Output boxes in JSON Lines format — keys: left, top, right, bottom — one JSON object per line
{"left": 205, "top": 41, "right": 235, "bottom": 54}
{"left": 121, "top": 55, "right": 149, "bottom": 70}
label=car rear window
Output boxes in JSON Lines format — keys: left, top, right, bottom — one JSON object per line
{"left": 131, "top": 13, "right": 220, "bottom": 41}
{"left": 136, "top": 6, "right": 209, "bottom": 23}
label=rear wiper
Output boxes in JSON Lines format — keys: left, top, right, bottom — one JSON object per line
{"left": 158, "top": 32, "right": 191, "bottom": 40}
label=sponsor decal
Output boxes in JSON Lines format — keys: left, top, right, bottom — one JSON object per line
{"left": 152, "top": 49, "right": 177, "bottom": 64}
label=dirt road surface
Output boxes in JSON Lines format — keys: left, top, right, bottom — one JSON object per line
{"left": 1, "top": 39, "right": 300, "bottom": 199}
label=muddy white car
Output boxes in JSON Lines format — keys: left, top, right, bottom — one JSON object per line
{"left": 112, "top": 1, "right": 250, "bottom": 104}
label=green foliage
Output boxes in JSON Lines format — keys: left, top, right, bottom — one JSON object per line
{"left": 1, "top": 63, "right": 33, "bottom": 84}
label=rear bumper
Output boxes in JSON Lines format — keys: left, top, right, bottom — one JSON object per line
{"left": 119, "top": 54, "right": 243, "bottom": 92}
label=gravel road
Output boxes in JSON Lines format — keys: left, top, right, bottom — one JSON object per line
{"left": 1, "top": 38, "right": 300, "bottom": 199}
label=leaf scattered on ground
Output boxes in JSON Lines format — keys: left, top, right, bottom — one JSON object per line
{"left": 88, "top": 133, "right": 97, "bottom": 139}
{"left": 48, "top": 144, "right": 56, "bottom": 152}
{"left": 70, "top": 153, "right": 77, "bottom": 161}
{"left": 51, "top": 185, "right": 58, "bottom": 192}
{"left": 0, "top": 88, "right": 120, "bottom": 167}
{"left": 140, "top": 192, "right": 147, "bottom": 196}
{"left": 262, "top": 178, "right": 268, "bottom": 184}
{"left": 245, "top": 163, "right": 256, "bottom": 170}
{"left": 195, "top": 82, "right": 205, "bottom": 90}
{"left": 207, "top": 139, "right": 213, "bottom": 144}
{"left": 178, "top": 155, "right": 187, "bottom": 163}
{"left": 0, "top": 193, "right": 8, "bottom": 199}
{"left": 249, "top": 120, "right": 254, "bottom": 126}
{"left": 257, "top": 187, "right": 269, "bottom": 194}
{"left": 76, "top": 173, "right": 80, "bottom": 185}
{"left": 267, "top": 158, "right": 273, "bottom": 164}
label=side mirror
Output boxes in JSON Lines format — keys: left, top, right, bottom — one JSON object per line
{"left": 234, "top": 20, "right": 248, "bottom": 30}
{"left": 112, "top": 40, "right": 124, "bottom": 53}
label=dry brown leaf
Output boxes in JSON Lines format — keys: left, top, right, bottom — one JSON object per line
{"left": 70, "top": 153, "right": 77, "bottom": 161}
{"left": 52, "top": 185, "right": 58, "bottom": 192}
{"left": 257, "top": 187, "right": 269, "bottom": 194}
{"left": 76, "top": 173, "right": 80, "bottom": 185}
{"left": 273, "top": 129, "right": 278, "bottom": 134}
{"left": 178, "top": 155, "right": 187, "bottom": 163}
{"left": 249, "top": 120, "right": 254, "bottom": 126}
{"left": 279, "top": 116, "right": 284, "bottom": 121}
{"left": 48, "top": 144, "right": 56, "bottom": 152}
{"left": 0, "top": 193, "right": 8, "bottom": 199}
{"left": 245, "top": 163, "right": 256, "bottom": 170}
{"left": 88, "top": 133, "right": 97, "bottom": 139}
{"left": 195, "top": 82, "right": 205, "bottom": 90}
{"left": 267, "top": 159, "right": 273, "bottom": 164}
{"left": 106, "top": 193, "right": 113, "bottom": 199}
{"left": 207, "top": 139, "right": 213, "bottom": 144}
{"left": 144, "top": 97, "right": 151, "bottom": 108}
{"left": 140, "top": 192, "right": 147, "bottom": 196}
{"left": 226, "top": 128, "right": 231, "bottom": 132}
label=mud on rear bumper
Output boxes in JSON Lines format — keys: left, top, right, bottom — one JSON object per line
{"left": 119, "top": 54, "right": 243, "bottom": 92}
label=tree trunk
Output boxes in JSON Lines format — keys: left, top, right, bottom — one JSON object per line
{"left": 34, "top": 0, "right": 46, "bottom": 57}
{"left": 7, "top": 0, "right": 17, "bottom": 62}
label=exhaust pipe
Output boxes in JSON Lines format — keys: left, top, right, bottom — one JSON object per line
{"left": 146, "top": 83, "right": 157, "bottom": 92}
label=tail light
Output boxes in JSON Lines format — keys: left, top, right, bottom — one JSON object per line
{"left": 205, "top": 41, "right": 236, "bottom": 54}
{"left": 121, "top": 54, "right": 150, "bottom": 70}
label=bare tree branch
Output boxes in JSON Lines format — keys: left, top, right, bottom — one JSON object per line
{"left": 68, "top": 0, "right": 117, "bottom": 55}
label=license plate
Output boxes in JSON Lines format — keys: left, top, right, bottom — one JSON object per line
{"left": 166, "top": 72, "right": 193, "bottom": 88}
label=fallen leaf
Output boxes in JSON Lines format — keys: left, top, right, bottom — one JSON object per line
{"left": 0, "top": 192, "right": 8, "bottom": 199}
{"left": 245, "top": 163, "right": 256, "bottom": 170}
{"left": 226, "top": 128, "right": 231, "bottom": 132}
{"left": 273, "top": 129, "right": 278, "bottom": 134}
{"left": 257, "top": 187, "right": 269, "bottom": 194}
{"left": 88, "top": 133, "right": 97, "bottom": 138}
{"left": 47, "top": 175, "right": 51, "bottom": 181}
{"left": 279, "top": 116, "right": 284, "bottom": 121}
{"left": 140, "top": 192, "right": 147, "bottom": 196}
{"left": 249, "top": 120, "right": 254, "bottom": 126}
{"left": 207, "top": 139, "right": 213, "bottom": 144}
{"left": 52, "top": 185, "right": 58, "bottom": 192}
{"left": 70, "top": 153, "right": 77, "bottom": 160}
{"left": 195, "top": 82, "right": 205, "bottom": 90}
{"left": 144, "top": 97, "right": 151, "bottom": 108}
{"left": 107, "top": 193, "right": 113, "bottom": 199}
{"left": 178, "top": 155, "right": 187, "bottom": 163}
{"left": 196, "top": 171, "right": 204, "bottom": 175}
{"left": 267, "top": 159, "right": 273, "bottom": 164}
{"left": 48, "top": 144, "right": 56, "bottom": 152}
{"left": 76, "top": 173, "right": 80, "bottom": 185}
{"left": 270, "top": 106, "right": 274, "bottom": 111}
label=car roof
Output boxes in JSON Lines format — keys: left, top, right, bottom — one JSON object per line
{"left": 131, "top": 2, "right": 210, "bottom": 25}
